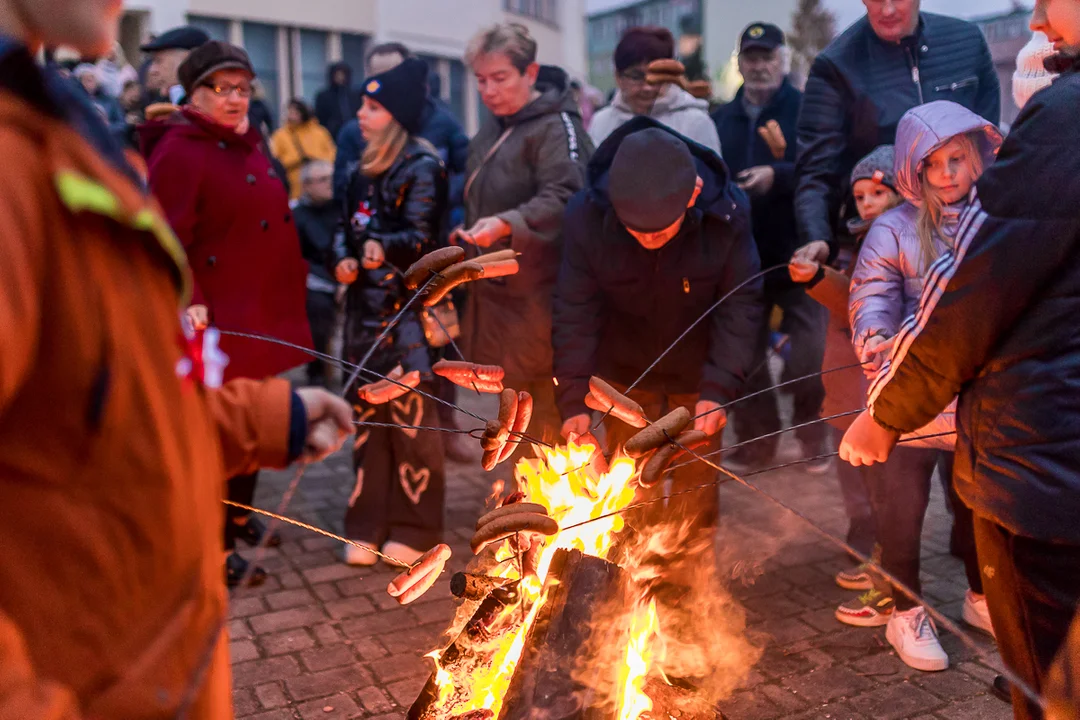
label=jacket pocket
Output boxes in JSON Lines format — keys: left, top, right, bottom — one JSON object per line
{"left": 933, "top": 76, "right": 978, "bottom": 93}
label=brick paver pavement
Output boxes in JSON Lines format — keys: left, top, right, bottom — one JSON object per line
{"left": 230, "top": 391, "right": 1012, "bottom": 720}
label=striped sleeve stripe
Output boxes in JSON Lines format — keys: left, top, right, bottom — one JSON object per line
{"left": 867, "top": 194, "right": 988, "bottom": 407}
{"left": 560, "top": 112, "right": 580, "bottom": 163}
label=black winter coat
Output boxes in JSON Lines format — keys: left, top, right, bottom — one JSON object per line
{"left": 868, "top": 59, "right": 1080, "bottom": 543}
{"left": 316, "top": 62, "right": 363, "bottom": 141}
{"left": 333, "top": 140, "right": 449, "bottom": 377}
{"left": 294, "top": 197, "right": 338, "bottom": 287}
{"left": 553, "top": 117, "right": 763, "bottom": 421}
{"left": 795, "top": 13, "right": 1000, "bottom": 249}
{"left": 712, "top": 79, "right": 801, "bottom": 292}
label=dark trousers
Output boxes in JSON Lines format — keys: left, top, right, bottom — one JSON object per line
{"left": 834, "top": 430, "right": 877, "bottom": 555}
{"left": 733, "top": 284, "right": 828, "bottom": 452}
{"left": 974, "top": 517, "right": 1080, "bottom": 720}
{"left": 867, "top": 449, "right": 981, "bottom": 609}
{"left": 306, "top": 289, "right": 337, "bottom": 385}
{"left": 345, "top": 384, "right": 445, "bottom": 549}
{"left": 224, "top": 471, "right": 258, "bottom": 551}
{"left": 603, "top": 387, "right": 720, "bottom": 543}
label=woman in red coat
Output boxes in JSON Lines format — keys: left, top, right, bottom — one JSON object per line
{"left": 143, "top": 41, "right": 313, "bottom": 586}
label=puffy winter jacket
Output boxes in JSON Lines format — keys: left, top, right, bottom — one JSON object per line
{"left": 712, "top": 79, "right": 801, "bottom": 292}
{"left": 589, "top": 82, "right": 721, "bottom": 155}
{"left": 333, "top": 139, "right": 448, "bottom": 377}
{"left": 460, "top": 65, "right": 592, "bottom": 387}
{"left": 553, "top": 117, "right": 762, "bottom": 420}
{"left": 269, "top": 118, "right": 336, "bottom": 200}
{"left": 867, "top": 57, "right": 1080, "bottom": 543}
{"left": 849, "top": 101, "right": 1001, "bottom": 359}
{"left": 795, "top": 13, "right": 1000, "bottom": 249}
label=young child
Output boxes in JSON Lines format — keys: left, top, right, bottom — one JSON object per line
{"left": 845, "top": 101, "right": 1002, "bottom": 672}
{"left": 790, "top": 145, "right": 902, "bottom": 588}
{"left": 333, "top": 58, "right": 449, "bottom": 567}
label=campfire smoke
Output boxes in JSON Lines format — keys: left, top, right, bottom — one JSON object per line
{"left": 411, "top": 442, "right": 763, "bottom": 720}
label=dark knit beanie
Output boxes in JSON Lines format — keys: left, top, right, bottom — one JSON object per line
{"left": 609, "top": 128, "right": 697, "bottom": 233}
{"left": 362, "top": 57, "right": 428, "bottom": 134}
{"left": 850, "top": 145, "right": 897, "bottom": 192}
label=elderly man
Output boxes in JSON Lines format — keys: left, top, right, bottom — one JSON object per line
{"left": 793, "top": 0, "right": 1000, "bottom": 266}
{"left": 711, "top": 23, "right": 829, "bottom": 473}
{"left": 141, "top": 24, "right": 209, "bottom": 105}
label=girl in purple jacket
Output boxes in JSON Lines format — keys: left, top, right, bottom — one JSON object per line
{"left": 846, "top": 101, "right": 1001, "bottom": 673}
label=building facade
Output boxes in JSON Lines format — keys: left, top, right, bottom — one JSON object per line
{"left": 120, "top": 0, "right": 587, "bottom": 133}
{"left": 971, "top": 6, "right": 1032, "bottom": 127}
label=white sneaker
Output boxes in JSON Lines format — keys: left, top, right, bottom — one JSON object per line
{"left": 886, "top": 606, "right": 949, "bottom": 672}
{"left": 962, "top": 590, "right": 996, "bottom": 638}
{"left": 343, "top": 541, "right": 379, "bottom": 566}
{"left": 382, "top": 540, "right": 423, "bottom": 566}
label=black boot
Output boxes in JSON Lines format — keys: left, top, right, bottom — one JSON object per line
{"left": 231, "top": 515, "right": 281, "bottom": 548}
{"left": 991, "top": 675, "right": 1012, "bottom": 704}
{"left": 226, "top": 552, "right": 267, "bottom": 589}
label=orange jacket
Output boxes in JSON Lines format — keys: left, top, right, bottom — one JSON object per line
{"left": 0, "top": 83, "right": 293, "bottom": 716}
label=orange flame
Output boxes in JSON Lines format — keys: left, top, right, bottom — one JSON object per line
{"left": 616, "top": 598, "right": 660, "bottom": 720}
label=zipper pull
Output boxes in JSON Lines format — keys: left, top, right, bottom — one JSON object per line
{"left": 912, "top": 66, "right": 920, "bottom": 86}
{"left": 683, "top": 278, "right": 690, "bottom": 294}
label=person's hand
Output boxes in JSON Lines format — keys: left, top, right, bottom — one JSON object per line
{"left": 789, "top": 260, "right": 819, "bottom": 283}
{"left": 839, "top": 409, "right": 899, "bottom": 466}
{"left": 185, "top": 304, "right": 209, "bottom": 330}
{"left": 361, "top": 240, "right": 385, "bottom": 270}
{"left": 860, "top": 334, "right": 895, "bottom": 379}
{"left": 458, "top": 216, "right": 511, "bottom": 249}
{"left": 335, "top": 258, "right": 359, "bottom": 284}
{"left": 561, "top": 414, "right": 592, "bottom": 443}
{"left": 737, "top": 166, "right": 776, "bottom": 196}
{"left": 792, "top": 240, "right": 830, "bottom": 265}
{"left": 295, "top": 387, "right": 353, "bottom": 462}
{"left": 693, "top": 400, "right": 726, "bottom": 436}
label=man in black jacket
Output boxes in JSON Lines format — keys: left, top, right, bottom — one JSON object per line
{"left": 554, "top": 118, "right": 762, "bottom": 537}
{"left": 315, "top": 61, "right": 363, "bottom": 141}
{"left": 840, "top": 7, "right": 1080, "bottom": 716}
{"left": 793, "top": 0, "right": 1000, "bottom": 266}
{"left": 713, "top": 23, "right": 828, "bottom": 471}
{"left": 293, "top": 160, "right": 339, "bottom": 387}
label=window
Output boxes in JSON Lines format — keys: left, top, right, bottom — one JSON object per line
{"left": 342, "top": 33, "right": 368, "bottom": 84}
{"left": 449, "top": 59, "right": 466, "bottom": 127}
{"left": 244, "top": 22, "right": 280, "bottom": 124}
{"left": 187, "top": 14, "right": 229, "bottom": 41}
{"left": 504, "top": 0, "right": 558, "bottom": 26}
{"left": 299, "top": 29, "right": 328, "bottom": 103}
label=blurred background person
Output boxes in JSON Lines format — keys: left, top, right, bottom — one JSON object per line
{"left": 712, "top": 23, "right": 829, "bottom": 474}
{"left": 74, "top": 62, "right": 126, "bottom": 143}
{"left": 271, "top": 98, "right": 336, "bottom": 201}
{"left": 141, "top": 25, "right": 209, "bottom": 105}
{"left": 589, "top": 26, "right": 719, "bottom": 154}
{"left": 248, "top": 78, "right": 276, "bottom": 139}
{"left": 141, "top": 41, "right": 312, "bottom": 587}
{"left": 95, "top": 41, "right": 136, "bottom": 98}
{"left": 293, "top": 160, "right": 340, "bottom": 388}
{"left": 458, "top": 22, "right": 592, "bottom": 451}
{"left": 316, "top": 60, "right": 363, "bottom": 141}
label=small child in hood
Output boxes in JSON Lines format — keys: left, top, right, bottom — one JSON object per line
{"left": 789, "top": 145, "right": 902, "bottom": 602}
{"left": 841, "top": 101, "right": 1002, "bottom": 674}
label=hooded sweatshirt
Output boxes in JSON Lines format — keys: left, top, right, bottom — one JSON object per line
{"left": 315, "top": 61, "right": 363, "bottom": 141}
{"left": 849, "top": 100, "right": 1002, "bottom": 360}
{"left": 589, "top": 83, "right": 721, "bottom": 155}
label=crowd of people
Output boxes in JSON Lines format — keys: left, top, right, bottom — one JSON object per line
{"left": 0, "top": 0, "right": 1078, "bottom": 717}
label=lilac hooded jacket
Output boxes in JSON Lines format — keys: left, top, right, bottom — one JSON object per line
{"left": 849, "top": 101, "right": 1003, "bottom": 358}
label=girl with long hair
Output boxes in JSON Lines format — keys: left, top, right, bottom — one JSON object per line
{"left": 332, "top": 58, "right": 449, "bottom": 566}
{"left": 847, "top": 101, "right": 1002, "bottom": 672}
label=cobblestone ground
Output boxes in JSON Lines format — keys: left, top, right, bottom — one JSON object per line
{"left": 230, "top": 390, "right": 1011, "bottom": 720}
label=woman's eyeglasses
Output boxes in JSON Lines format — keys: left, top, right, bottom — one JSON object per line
{"left": 201, "top": 82, "right": 253, "bottom": 99}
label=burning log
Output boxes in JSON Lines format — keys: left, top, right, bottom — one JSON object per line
{"left": 497, "top": 548, "right": 628, "bottom": 720}
{"left": 450, "top": 572, "right": 511, "bottom": 602}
